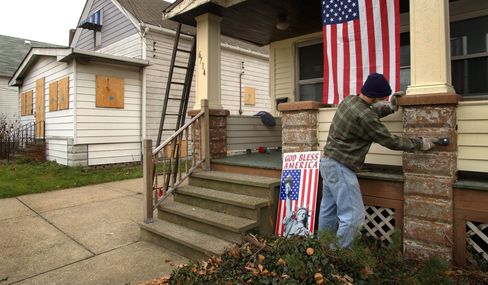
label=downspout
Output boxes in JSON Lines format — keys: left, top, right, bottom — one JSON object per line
{"left": 141, "top": 23, "right": 148, "bottom": 141}
{"left": 239, "top": 61, "right": 244, "bottom": 115}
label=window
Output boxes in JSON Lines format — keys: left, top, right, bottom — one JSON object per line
{"left": 399, "top": 15, "right": 488, "bottom": 98}
{"left": 296, "top": 41, "right": 323, "bottom": 102}
{"left": 450, "top": 16, "right": 488, "bottom": 98}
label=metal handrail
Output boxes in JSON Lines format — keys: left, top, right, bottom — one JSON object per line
{"left": 143, "top": 99, "right": 210, "bottom": 223}
{"left": 0, "top": 120, "right": 44, "bottom": 161}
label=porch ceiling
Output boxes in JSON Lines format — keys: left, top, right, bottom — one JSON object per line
{"left": 164, "top": 0, "right": 322, "bottom": 46}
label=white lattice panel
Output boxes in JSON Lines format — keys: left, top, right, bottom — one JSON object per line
{"left": 466, "top": 221, "right": 488, "bottom": 262}
{"left": 363, "top": 206, "right": 395, "bottom": 244}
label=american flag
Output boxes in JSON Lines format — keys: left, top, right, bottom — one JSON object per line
{"left": 275, "top": 154, "right": 320, "bottom": 237}
{"left": 321, "top": 0, "right": 400, "bottom": 104}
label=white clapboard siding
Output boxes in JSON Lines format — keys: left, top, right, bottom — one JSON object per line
{"left": 318, "top": 107, "right": 403, "bottom": 166}
{"left": 75, "top": 0, "right": 139, "bottom": 51}
{"left": 75, "top": 62, "right": 142, "bottom": 145}
{"left": 47, "top": 139, "right": 68, "bottom": 165}
{"left": 98, "top": 33, "right": 142, "bottom": 58}
{"left": 220, "top": 47, "right": 270, "bottom": 116}
{"left": 144, "top": 30, "right": 195, "bottom": 143}
{"left": 19, "top": 56, "right": 74, "bottom": 138}
{"left": 457, "top": 101, "right": 488, "bottom": 172}
{"left": 88, "top": 142, "right": 141, "bottom": 165}
{"left": 227, "top": 116, "right": 282, "bottom": 151}
{"left": 0, "top": 77, "right": 19, "bottom": 121}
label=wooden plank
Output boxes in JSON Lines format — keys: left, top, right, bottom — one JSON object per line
{"left": 36, "top": 78, "right": 45, "bottom": 137}
{"left": 25, "top": 90, "right": 33, "bottom": 115}
{"left": 49, "top": 81, "right": 58, "bottom": 112}
{"left": 243, "top": 86, "right": 256, "bottom": 105}
{"left": 58, "top": 77, "right": 69, "bottom": 110}
{"left": 96, "top": 75, "right": 124, "bottom": 108}
{"left": 454, "top": 188, "right": 488, "bottom": 212}
{"left": 360, "top": 179, "right": 404, "bottom": 200}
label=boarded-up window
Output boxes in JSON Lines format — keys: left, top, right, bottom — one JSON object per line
{"left": 164, "top": 140, "right": 188, "bottom": 158}
{"left": 49, "top": 81, "right": 58, "bottom": 112}
{"left": 96, "top": 76, "right": 124, "bottom": 108}
{"left": 244, "top": 87, "right": 256, "bottom": 105}
{"left": 21, "top": 91, "right": 33, "bottom": 116}
{"left": 35, "top": 78, "right": 45, "bottom": 138}
{"left": 58, "top": 77, "right": 69, "bottom": 110}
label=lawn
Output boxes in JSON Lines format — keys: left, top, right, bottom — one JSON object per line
{"left": 0, "top": 158, "right": 143, "bottom": 198}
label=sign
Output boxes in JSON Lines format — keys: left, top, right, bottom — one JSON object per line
{"left": 275, "top": 151, "right": 320, "bottom": 237}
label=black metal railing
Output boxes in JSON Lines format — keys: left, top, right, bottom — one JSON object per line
{"left": 0, "top": 121, "right": 45, "bottom": 161}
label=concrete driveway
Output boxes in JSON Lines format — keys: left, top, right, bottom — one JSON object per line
{"left": 0, "top": 178, "right": 187, "bottom": 285}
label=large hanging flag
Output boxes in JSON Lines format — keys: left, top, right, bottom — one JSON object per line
{"left": 321, "top": 0, "right": 400, "bottom": 104}
{"left": 275, "top": 151, "right": 320, "bottom": 238}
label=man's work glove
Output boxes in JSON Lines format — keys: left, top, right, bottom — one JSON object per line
{"left": 390, "top": 91, "right": 405, "bottom": 112}
{"left": 420, "top": 137, "right": 436, "bottom": 151}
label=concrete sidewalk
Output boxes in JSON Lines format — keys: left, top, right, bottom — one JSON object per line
{"left": 0, "top": 178, "right": 187, "bottom": 285}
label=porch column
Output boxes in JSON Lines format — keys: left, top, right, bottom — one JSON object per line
{"left": 194, "top": 13, "right": 223, "bottom": 110}
{"left": 400, "top": 0, "right": 459, "bottom": 263}
{"left": 278, "top": 101, "right": 321, "bottom": 153}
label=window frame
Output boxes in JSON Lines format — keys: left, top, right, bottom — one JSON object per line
{"left": 294, "top": 39, "right": 323, "bottom": 102}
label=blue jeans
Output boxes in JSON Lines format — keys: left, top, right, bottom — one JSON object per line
{"left": 318, "top": 157, "right": 365, "bottom": 248}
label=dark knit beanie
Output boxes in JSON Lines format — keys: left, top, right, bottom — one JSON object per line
{"left": 361, "top": 73, "right": 392, "bottom": 98}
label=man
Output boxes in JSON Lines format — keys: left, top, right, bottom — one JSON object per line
{"left": 318, "top": 73, "right": 435, "bottom": 248}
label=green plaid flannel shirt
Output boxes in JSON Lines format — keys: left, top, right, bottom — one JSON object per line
{"left": 324, "top": 95, "right": 422, "bottom": 171}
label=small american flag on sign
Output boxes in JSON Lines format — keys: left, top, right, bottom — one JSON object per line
{"left": 321, "top": 0, "right": 400, "bottom": 104}
{"left": 275, "top": 152, "right": 320, "bottom": 237}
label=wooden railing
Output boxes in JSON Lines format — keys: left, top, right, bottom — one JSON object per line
{"left": 143, "top": 100, "right": 210, "bottom": 223}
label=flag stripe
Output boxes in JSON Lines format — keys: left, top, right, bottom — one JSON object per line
{"left": 365, "top": 0, "right": 376, "bottom": 74}
{"left": 380, "top": 0, "right": 390, "bottom": 81}
{"left": 353, "top": 19, "right": 363, "bottom": 94}
{"left": 393, "top": 0, "right": 400, "bottom": 91}
{"left": 342, "top": 23, "right": 350, "bottom": 101}
{"left": 322, "top": 27, "right": 330, "bottom": 103}
{"left": 331, "top": 25, "right": 339, "bottom": 104}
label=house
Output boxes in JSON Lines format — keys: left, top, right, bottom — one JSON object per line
{"left": 0, "top": 35, "right": 58, "bottom": 122}
{"left": 146, "top": 0, "right": 488, "bottom": 267}
{"left": 9, "top": 0, "right": 271, "bottom": 166}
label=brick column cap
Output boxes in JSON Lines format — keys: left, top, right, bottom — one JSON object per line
{"left": 188, "top": 109, "right": 230, "bottom": 117}
{"left": 278, "top": 101, "right": 325, "bottom": 112}
{"left": 399, "top": 93, "right": 461, "bottom": 106}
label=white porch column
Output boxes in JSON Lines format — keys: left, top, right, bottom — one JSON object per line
{"left": 406, "top": 0, "right": 456, "bottom": 95}
{"left": 194, "top": 13, "right": 223, "bottom": 110}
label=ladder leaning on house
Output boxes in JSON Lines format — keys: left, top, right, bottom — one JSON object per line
{"left": 153, "top": 23, "right": 197, "bottom": 193}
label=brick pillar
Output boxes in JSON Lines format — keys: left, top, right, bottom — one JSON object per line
{"left": 278, "top": 101, "right": 321, "bottom": 153}
{"left": 400, "top": 94, "right": 460, "bottom": 262}
{"left": 189, "top": 109, "right": 230, "bottom": 162}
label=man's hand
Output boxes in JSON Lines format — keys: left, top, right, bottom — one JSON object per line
{"left": 421, "top": 137, "right": 437, "bottom": 151}
{"left": 390, "top": 91, "right": 405, "bottom": 112}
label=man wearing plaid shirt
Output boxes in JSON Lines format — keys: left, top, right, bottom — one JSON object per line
{"left": 318, "top": 73, "right": 435, "bottom": 248}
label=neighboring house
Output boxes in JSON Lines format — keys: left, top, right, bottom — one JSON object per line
{"left": 70, "top": 0, "right": 271, "bottom": 143}
{"left": 162, "top": 0, "right": 488, "bottom": 267}
{"left": 10, "top": 0, "right": 271, "bottom": 166}
{"left": 0, "top": 35, "right": 58, "bottom": 122}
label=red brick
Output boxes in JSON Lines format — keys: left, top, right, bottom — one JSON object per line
{"left": 404, "top": 239, "right": 452, "bottom": 262}
{"left": 404, "top": 195, "right": 453, "bottom": 223}
{"left": 403, "top": 152, "right": 456, "bottom": 177}
{"left": 282, "top": 127, "right": 317, "bottom": 145}
{"left": 404, "top": 218, "right": 453, "bottom": 245}
{"left": 282, "top": 111, "right": 318, "bottom": 127}
{"left": 403, "top": 105, "right": 456, "bottom": 128}
{"left": 404, "top": 173, "right": 454, "bottom": 198}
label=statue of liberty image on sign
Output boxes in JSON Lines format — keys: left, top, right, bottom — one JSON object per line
{"left": 275, "top": 151, "right": 321, "bottom": 238}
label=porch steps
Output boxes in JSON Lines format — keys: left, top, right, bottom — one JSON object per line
{"left": 139, "top": 219, "right": 232, "bottom": 261}
{"left": 140, "top": 170, "right": 281, "bottom": 261}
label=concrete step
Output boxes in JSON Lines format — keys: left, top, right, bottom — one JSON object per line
{"left": 174, "top": 185, "right": 270, "bottom": 220}
{"left": 139, "top": 219, "right": 232, "bottom": 261}
{"left": 158, "top": 200, "right": 258, "bottom": 243}
{"left": 189, "top": 170, "right": 281, "bottom": 199}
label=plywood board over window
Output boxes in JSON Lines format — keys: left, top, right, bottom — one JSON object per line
{"left": 58, "top": 77, "right": 69, "bottom": 110}
{"left": 96, "top": 76, "right": 124, "bottom": 108}
{"left": 36, "top": 78, "right": 45, "bottom": 137}
{"left": 25, "top": 90, "right": 33, "bottom": 115}
{"left": 244, "top": 86, "right": 256, "bottom": 105}
{"left": 49, "top": 81, "right": 58, "bottom": 112}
